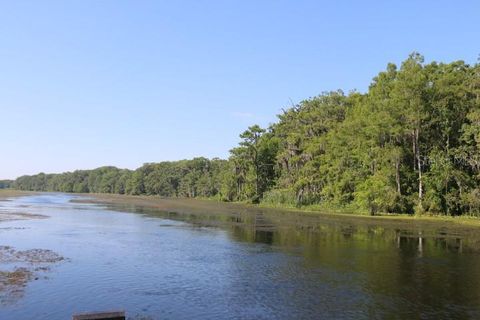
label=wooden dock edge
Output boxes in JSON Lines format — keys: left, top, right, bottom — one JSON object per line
{"left": 72, "top": 310, "right": 125, "bottom": 320}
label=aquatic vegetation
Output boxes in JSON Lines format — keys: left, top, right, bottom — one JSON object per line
{"left": 0, "top": 246, "right": 65, "bottom": 305}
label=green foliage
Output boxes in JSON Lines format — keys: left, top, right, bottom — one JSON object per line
{"left": 261, "top": 189, "right": 297, "bottom": 206}
{"left": 354, "top": 171, "right": 397, "bottom": 215}
{"left": 14, "top": 158, "right": 228, "bottom": 199}
{"left": 12, "top": 54, "right": 480, "bottom": 216}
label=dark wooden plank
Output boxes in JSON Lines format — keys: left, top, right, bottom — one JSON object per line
{"left": 72, "top": 310, "right": 125, "bottom": 320}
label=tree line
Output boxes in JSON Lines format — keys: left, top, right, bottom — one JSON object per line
{"left": 0, "top": 180, "right": 13, "bottom": 189}
{"left": 14, "top": 159, "right": 228, "bottom": 198}
{"left": 13, "top": 54, "right": 480, "bottom": 216}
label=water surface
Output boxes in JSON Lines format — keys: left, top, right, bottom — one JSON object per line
{"left": 0, "top": 193, "right": 479, "bottom": 319}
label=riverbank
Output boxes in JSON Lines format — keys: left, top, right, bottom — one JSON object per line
{"left": 77, "top": 193, "right": 480, "bottom": 233}
{"left": 257, "top": 201, "right": 480, "bottom": 228}
{"left": 0, "top": 190, "right": 46, "bottom": 222}
{"left": 0, "top": 189, "right": 33, "bottom": 200}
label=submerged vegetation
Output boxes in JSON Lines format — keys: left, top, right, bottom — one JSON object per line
{"left": 0, "top": 246, "right": 65, "bottom": 305}
{"left": 13, "top": 54, "right": 480, "bottom": 216}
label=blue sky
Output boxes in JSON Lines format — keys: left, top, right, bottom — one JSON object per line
{"left": 1, "top": 1, "right": 479, "bottom": 179}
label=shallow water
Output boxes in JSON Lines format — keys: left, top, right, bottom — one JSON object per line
{"left": 0, "top": 194, "right": 480, "bottom": 319}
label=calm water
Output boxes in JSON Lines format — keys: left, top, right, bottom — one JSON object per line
{"left": 1, "top": 194, "right": 480, "bottom": 319}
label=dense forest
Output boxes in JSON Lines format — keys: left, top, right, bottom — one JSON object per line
{"left": 13, "top": 54, "right": 480, "bottom": 216}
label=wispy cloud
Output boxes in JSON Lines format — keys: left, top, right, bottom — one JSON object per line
{"left": 231, "top": 111, "right": 255, "bottom": 119}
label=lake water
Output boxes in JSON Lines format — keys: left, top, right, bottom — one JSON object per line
{"left": 1, "top": 193, "right": 480, "bottom": 319}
